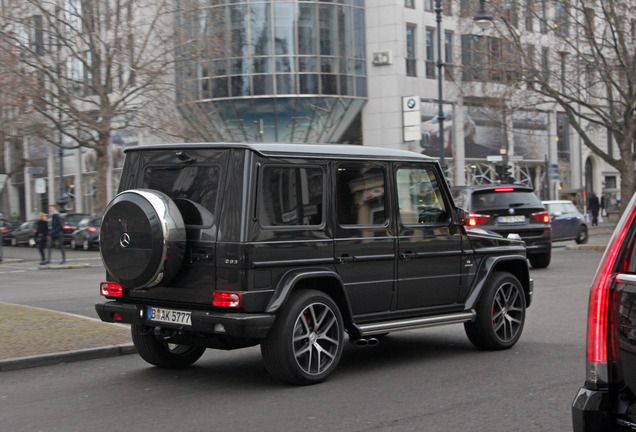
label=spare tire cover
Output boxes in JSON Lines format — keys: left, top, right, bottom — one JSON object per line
{"left": 100, "top": 189, "right": 186, "bottom": 289}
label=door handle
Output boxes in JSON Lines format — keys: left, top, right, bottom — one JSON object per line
{"left": 400, "top": 251, "right": 416, "bottom": 260}
{"left": 336, "top": 255, "right": 355, "bottom": 264}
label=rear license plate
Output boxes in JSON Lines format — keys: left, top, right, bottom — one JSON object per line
{"left": 147, "top": 307, "right": 192, "bottom": 326}
{"left": 498, "top": 216, "right": 525, "bottom": 223}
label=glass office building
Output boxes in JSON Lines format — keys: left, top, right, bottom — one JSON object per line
{"left": 175, "top": 0, "right": 366, "bottom": 143}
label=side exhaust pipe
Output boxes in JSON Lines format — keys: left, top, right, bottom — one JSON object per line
{"left": 351, "top": 337, "right": 379, "bottom": 347}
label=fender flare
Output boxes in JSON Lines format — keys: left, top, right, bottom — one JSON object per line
{"left": 264, "top": 268, "right": 353, "bottom": 319}
{"left": 464, "top": 254, "right": 532, "bottom": 310}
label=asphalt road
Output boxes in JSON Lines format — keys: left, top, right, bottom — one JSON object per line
{"left": 0, "top": 238, "right": 607, "bottom": 432}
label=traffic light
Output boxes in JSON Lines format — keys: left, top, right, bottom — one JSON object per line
{"left": 504, "top": 164, "right": 514, "bottom": 183}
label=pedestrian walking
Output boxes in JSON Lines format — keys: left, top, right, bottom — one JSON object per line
{"left": 35, "top": 212, "right": 49, "bottom": 264}
{"left": 588, "top": 192, "right": 600, "bottom": 227}
{"left": 47, "top": 204, "right": 66, "bottom": 264}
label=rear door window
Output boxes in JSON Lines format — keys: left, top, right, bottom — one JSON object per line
{"left": 259, "top": 166, "right": 324, "bottom": 227}
{"left": 335, "top": 163, "right": 386, "bottom": 226}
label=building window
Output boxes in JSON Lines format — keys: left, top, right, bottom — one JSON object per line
{"left": 503, "top": 0, "right": 518, "bottom": 27}
{"left": 555, "top": 0, "right": 569, "bottom": 36}
{"left": 559, "top": 52, "right": 567, "bottom": 92}
{"left": 406, "top": 24, "right": 416, "bottom": 77}
{"left": 406, "top": 0, "right": 415, "bottom": 9}
{"left": 444, "top": 31, "right": 453, "bottom": 80}
{"left": 524, "top": 0, "right": 533, "bottom": 32}
{"left": 541, "top": 47, "right": 549, "bottom": 83}
{"left": 461, "top": 34, "right": 485, "bottom": 81}
{"left": 557, "top": 113, "right": 570, "bottom": 162}
{"left": 539, "top": 0, "right": 548, "bottom": 33}
{"left": 424, "top": 0, "right": 433, "bottom": 12}
{"left": 426, "top": 29, "right": 435, "bottom": 78}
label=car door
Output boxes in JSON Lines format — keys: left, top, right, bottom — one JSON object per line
{"left": 546, "top": 202, "right": 567, "bottom": 240}
{"left": 395, "top": 164, "right": 464, "bottom": 309}
{"left": 333, "top": 161, "right": 395, "bottom": 316}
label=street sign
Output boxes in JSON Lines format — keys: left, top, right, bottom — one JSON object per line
{"left": 35, "top": 178, "right": 46, "bottom": 194}
{"left": 486, "top": 155, "right": 503, "bottom": 162}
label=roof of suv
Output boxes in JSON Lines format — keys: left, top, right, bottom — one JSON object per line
{"left": 125, "top": 143, "right": 435, "bottom": 162}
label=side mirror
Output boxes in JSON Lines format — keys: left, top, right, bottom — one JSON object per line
{"left": 454, "top": 207, "right": 468, "bottom": 225}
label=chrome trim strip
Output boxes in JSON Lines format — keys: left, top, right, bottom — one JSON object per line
{"left": 617, "top": 274, "right": 636, "bottom": 284}
{"left": 358, "top": 311, "right": 475, "bottom": 336}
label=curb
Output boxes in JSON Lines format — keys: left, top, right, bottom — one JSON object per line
{"left": 37, "top": 262, "right": 92, "bottom": 270}
{"left": 0, "top": 343, "right": 137, "bottom": 372}
{"left": 565, "top": 243, "right": 607, "bottom": 252}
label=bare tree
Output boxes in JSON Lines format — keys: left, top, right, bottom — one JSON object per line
{"left": 483, "top": 0, "right": 636, "bottom": 213}
{"left": 0, "top": 0, "right": 194, "bottom": 216}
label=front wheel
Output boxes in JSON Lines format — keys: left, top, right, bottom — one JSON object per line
{"left": 261, "top": 289, "right": 344, "bottom": 385}
{"left": 465, "top": 272, "right": 526, "bottom": 350}
{"left": 131, "top": 325, "right": 206, "bottom": 368}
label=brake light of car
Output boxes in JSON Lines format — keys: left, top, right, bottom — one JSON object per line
{"left": 494, "top": 188, "right": 515, "bottom": 192}
{"left": 100, "top": 282, "right": 124, "bottom": 298}
{"left": 1, "top": 229, "right": 10, "bottom": 233}
{"left": 87, "top": 226, "right": 98, "bottom": 233}
{"left": 531, "top": 211, "right": 550, "bottom": 223}
{"left": 467, "top": 213, "right": 490, "bottom": 226}
{"left": 63, "top": 224, "right": 73, "bottom": 230}
{"left": 585, "top": 204, "right": 636, "bottom": 389}
{"left": 213, "top": 291, "right": 243, "bottom": 308}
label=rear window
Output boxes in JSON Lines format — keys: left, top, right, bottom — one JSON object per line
{"left": 471, "top": 190, "right": 542, "bottom": 210}
{"left": 142, "top": 165, "right": 221, "bottom": 219}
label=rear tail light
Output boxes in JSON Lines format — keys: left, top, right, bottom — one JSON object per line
{"left": 100, "top": 282, "right": 124, "bottom": 298}
{"left": 585, "top": 203, "right": 636, "bottom": 389}
{"left": 494, "top": 188, "right": 515, "bottom": 192}
{"left": 531, "top": 211, "right": 550, "bottom": 223}
{"left": 213, "top": 291, "right": 243, "bottom": 308}
{"left": 63, "top": 224, "right": 73, "bottom": 230}
{"left": 467, "top": 213, "right": 490, "bottom": 227}
{"left": 87, "top": 226, "right": 98, "bottom": 233}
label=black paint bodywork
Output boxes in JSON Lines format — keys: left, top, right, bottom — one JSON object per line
{"left": 96, "top": 143, "right": 532, "bottom": 348}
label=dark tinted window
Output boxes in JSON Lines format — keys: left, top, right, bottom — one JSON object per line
{"left": 471, "top": 190, "right": 542, "bottom": 210}
{"left": 143, "top": 166, "right": 221, "bottom": 216}
{"left": 259, "top": 166, "right": 323, "bottom": 227}
{"left": 336, "top": 163, "right": 386, "bottom": 226}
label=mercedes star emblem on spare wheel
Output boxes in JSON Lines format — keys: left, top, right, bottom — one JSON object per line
{"left": 119, "top": 232, "right": 131, "bottom": 248}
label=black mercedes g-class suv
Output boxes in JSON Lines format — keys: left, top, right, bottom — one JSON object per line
{"left": 96, "top": 143, "right": 533, "bottom": 385}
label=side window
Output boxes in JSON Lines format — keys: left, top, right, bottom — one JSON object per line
{"left": 336, "top": 163, "right": 386, "bottom": 226}
{"left": 259, "top": 166, "right": 323, "bottom": 227}
{"left": 397, "top": 167, "right": 448, "bottom": 225}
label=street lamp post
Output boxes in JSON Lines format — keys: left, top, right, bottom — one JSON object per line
{"left": 435, "top": 0, "right": 492, "bottom": 176}
{"left": 434, "top": 0, "right": 445, "bottom": 173}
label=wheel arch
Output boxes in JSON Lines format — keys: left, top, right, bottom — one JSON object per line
{"left": 465, "top": 255, "right": 532, "bottom": 310}
{"left": 264, "top": 269, "right": 354, "bottom": 330}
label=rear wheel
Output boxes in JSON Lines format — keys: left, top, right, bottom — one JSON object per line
{"left": 575, "top": 226, "right": 588, "bottom": 244}
{"left": 261, "top": 289, "right": 344, "bottom": 385}
{"left": 465, "top": 272, "right": 526, "bottom": 350}
{"left": 131, "top": 325, "right": 206, "bottom": 368}
{"left": 529, "top": 250, "right": 551, "bottom": 268}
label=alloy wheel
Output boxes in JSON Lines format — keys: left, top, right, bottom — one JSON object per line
{"left": 292, "top": 302, "right": 341, "bottom": 376}
{"left": 491, "top": 282, "right": 524, "bottom": 343}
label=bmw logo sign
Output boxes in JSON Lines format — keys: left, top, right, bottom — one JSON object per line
{"left": 407, "top": 98, "right": 416, "bottom": 109}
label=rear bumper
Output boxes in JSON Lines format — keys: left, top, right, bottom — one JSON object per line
{"left": 571, "top": 387, "right": 632, "bottom": 431}
{"left": 95, "top": 301, "right": 275, "bottom": 339}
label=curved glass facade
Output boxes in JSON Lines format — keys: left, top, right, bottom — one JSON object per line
{"left": 175, "top": 0, "right": 366, "bottom": 143}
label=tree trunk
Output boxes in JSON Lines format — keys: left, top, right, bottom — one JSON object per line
{"left": 93, "top": 135, "right": 110, "bottom": 217}
{"left": 619, "top": 163, "right": 636, "bottom": 215}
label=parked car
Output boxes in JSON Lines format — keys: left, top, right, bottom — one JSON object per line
{"left": 70, "top": 217, "right": 101, "bottom": 250}
{"left": 61, "top": 213, "right": 91, "bottom": 245}
{"left": 11, "top": 220, "right": 37, "bottom": 246}
{"left": 542, "top": 200, "right": 588, "bottom": 244}
{"left": 451, "top": 184, "right": 552, "bottom": 268}
{"left": 1, "top": 220, "right": 20, "bottom": 246}
{"left": 96, "top": 143, "right": 533, "bottom": 385}
{"left": 572, "top": 191, "right": 636, "bottom": 430}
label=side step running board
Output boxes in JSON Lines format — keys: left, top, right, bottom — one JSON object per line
{"left": 357, "top": 311, "right": 476, "bottom": 336}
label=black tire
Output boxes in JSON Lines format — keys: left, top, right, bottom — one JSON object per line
{"left": 465, "top": 272, "right": 526, "bottom": 350}
{"left": 575, "top": 226, "right": 588, "bottom": 244}
{"left": 261, "top": 289, "right": 344, "bottom": 385}
{"left": 131, "top": 325, "right": 206, "bottom": 368}
{"left": 529, "top": 250, "right": 551, "bottom": 268}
